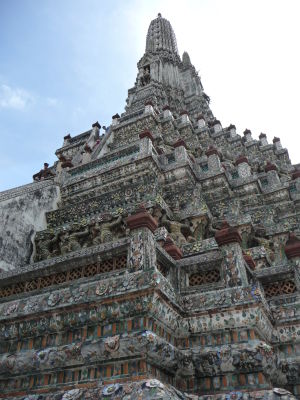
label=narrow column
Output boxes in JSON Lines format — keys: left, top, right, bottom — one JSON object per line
{"left": 126, "top": 205, "right": 158, "bottom": 272}
{"left": 259, "top": 133, "right": 268, "bottom": 146}
{"left": 179, "top": 110, "right": 190, "bottom": 125}
{"left": 197, "top": 114, "right": 206, "bottom": 130}
{"left": 111, "top": 113, "right": 120, "bottom": 126}
{"left": 215, "top": 221, "right": 248, "bottom": 287}
{"left": 291, "top": 169, "right": 300, "bottom": 192}
{"left": 139, "top": 130, "right": 154, "bottom": 156}
{"left": 162, "top": 105, "right": 173, "bottom": 119}
{"left": 273, "top": 136, "right": 282, "bottom": 151}
{"left": 205, "top": 146, "right": 222, "bottom": 172}
{"left": 285, "top": 234, "right": 300, "bottom": 289}
{"left": 235, "top": 155, "right": 252, "bottom": 178}
{"left": 144, "top": 100, "right": 154, "bottom": 114}
{"left": 243, "top": 129, "right": 253, "bottom": 143}
{"left": 228, "top": 124, "right": 237, "bottom": 138}
{"left": 174, "top": 139, "right": 188, "bottom": 162}
{"left": 265, "top": 162, "right": 281, "bottom": 186}
{"left": 212, "top": 120, "right": 222, "bottom": 134}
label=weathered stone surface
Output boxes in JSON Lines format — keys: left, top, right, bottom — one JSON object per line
{"left": 1, "top": 12, "right": 300, "bottom": 400}
{"left": 0, "top": 180, "right": 60, "bottom": 271}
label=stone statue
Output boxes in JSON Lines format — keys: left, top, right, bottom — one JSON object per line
{"left": 90, "top": 214, "right": 123, "bottom": 245}
{"left": 251, "top": 225, "right": 275, "bottom": 261}
{"left": 187, "top": 215, "right": 217, "bottom": 242}
{"left": 34, "top": 231, "right": 59, "bottom": 261}
{"left": 187, "top": 216, "right": 207, "bottom": 242}
{"left": 99, "top": 214, "right": 123, "bottom": 243}
{"left": 90, "top": 220, "right": 102, "bottom": 246}
{"left": 33, "top": 163, "right": 55, "bottom": 181}
{"left": 58, "top": 223, "right": 89, "bottom": 255}
{"left": 140, "top": 66, "right": 151, "bottom": 86}
{"left": 162, "top": 213, "right": 190, "bottom": 246}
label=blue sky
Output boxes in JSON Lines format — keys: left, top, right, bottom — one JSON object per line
{"left": 0, "top": 0, "right": 300, "bottom": 191}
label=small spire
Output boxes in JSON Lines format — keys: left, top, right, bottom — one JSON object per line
{"left": 158, "top": 13, "right": 162, "bottom": 18}
{"left": 182, "top": 51, "right": 191, "bottom": 66}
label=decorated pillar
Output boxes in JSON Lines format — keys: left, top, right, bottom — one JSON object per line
{"left": 235, "top": 155, "right": 252, "bottom": 178}
{"left": 197, "top": 114, "right": 206, "bottom": 130}
{"left": 111, "top": 113, "right": 120, "bottom": 126}
{"left": 205, "top": 146, "right": 222, "bottom": 171}
{"left": 82, "top": 122, "right": 100, "bottom": 156}
{"left": 273, "top": 136, "right": 282, "bottom": 151}
{"left": 228, "top": 124, "right": 237, "bottom": 138}
{"left": 81, "top": 143, "right": 93, "bottom": 164}
{"left": 285, "top": 233, "right": 300, "bottom": 292}
{"left": 180, "top": 110, "right": 190, "bottom": 125}
{"left": 139, "top": 130, "right": 154, "bottom": 156}
{"left": 174, "top": 139, "right": 188, "bottom": 162}
{"left": 291, "top": 169, "right": 300, "bottom": 193}
{"left": 162, "top": 105, "right": 173, "bottom": 119}
{"left": 243, "top": 129, "right": 253, "bottom": 142}
{"left": 144, "top": 100, "right": 154, "bottom": 114}
{"left": 265, "top": 161, "right": 281, "bottom": 186}
{"left": 63, "top": 133, "right": 71, "bottom": 147}
{"left": 215, "top": 221, "right": 248, "bottom": 287}
{"left": 126, "top": 205, "right": 158, "bottom": 272}
{"left": 212, "top": 119, "right": 222, "bottom": 134}
{"left": 259, "top": 133, "right": 268, "bottom": 146}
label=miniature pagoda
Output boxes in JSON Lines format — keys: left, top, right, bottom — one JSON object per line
{"left": 1, "top": 13, "right": 300, "bottom": 400}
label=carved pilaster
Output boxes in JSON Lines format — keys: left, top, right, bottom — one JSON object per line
{"left": 126, "top": 205, "right": 158, "bottom": 272}
{"left": 215, "top": 221, "right": 248, "bottom": 287}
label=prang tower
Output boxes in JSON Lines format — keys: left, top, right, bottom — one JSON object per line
{"left": 0, "top": 14, "right": 300, "bottom": 400}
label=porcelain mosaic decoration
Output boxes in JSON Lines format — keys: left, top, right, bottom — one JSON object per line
{"left": 0, "top": 13, "right": 300, "bottom": 400}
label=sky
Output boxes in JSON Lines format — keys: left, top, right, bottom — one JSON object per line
{"left": 0, "top": 0, "right": 299, "bottom": 191}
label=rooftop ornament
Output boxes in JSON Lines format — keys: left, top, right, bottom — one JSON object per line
{"left": 205, "top": 145, "right": 219, "bottom": 157}
{"left": 265, "top": 161, "right": 277, "bottom": 172}
{"left": 235, "top": 155, "right": 249, "bottom": 166}
{"left": 92, "top": 121, "right": 101, "bottom": 129}
{"left": 285, "top": 233, "right": 300, "bottom": 259}
{"left": 215, "top": 220, "right": 242, "bottom": 246}
{"left": 139, "top": 130, "right": 154, "bottom": 142}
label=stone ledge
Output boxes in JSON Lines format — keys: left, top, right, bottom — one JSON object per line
{"left": 0, "top": 179, "right": 58, "bottom": 203}
{"left": 0, "top": 237, "right": 130, "bottom": 284}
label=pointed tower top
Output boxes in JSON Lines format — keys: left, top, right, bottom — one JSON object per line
{"left": 182, "top": 51, "right": 191, "bottom": 66}
{"left": 146, "top": 14, "right": 178, "bottom": 55}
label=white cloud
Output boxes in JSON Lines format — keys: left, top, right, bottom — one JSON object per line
{"left": 0, "top": 84, "right": 35, "bottom": 110}
{"left": 46, "top": 97, "right": 59, "bottom": 107}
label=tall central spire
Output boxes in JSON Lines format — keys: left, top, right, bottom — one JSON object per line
{"left": 124, "top": 14, "right": 213, "bottom": 122}
{"left": 145, "top": 13, "right": 179, "bottom": 55}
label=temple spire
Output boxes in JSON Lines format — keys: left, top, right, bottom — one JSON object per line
{"left": 125, "top": 14, "right": 213, "bottom": 121}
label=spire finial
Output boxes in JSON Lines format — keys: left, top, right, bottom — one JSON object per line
{"left": 146, "top": 14, "right": 178, "bottom": 55}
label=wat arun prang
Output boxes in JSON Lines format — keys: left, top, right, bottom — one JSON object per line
{"left": 1, "top": 13, "right": 300, "bottom": 400}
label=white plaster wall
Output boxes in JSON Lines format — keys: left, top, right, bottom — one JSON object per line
{"left": 0, "top": 180, "right": 60, "bottom": 271}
